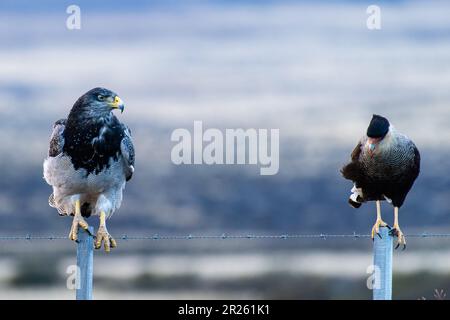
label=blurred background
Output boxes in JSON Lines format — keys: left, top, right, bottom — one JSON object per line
{"left": 0, "top": 0, "right": 449, "bottom": 299}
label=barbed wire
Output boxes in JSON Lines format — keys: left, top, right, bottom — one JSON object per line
{"left": 0, "top": 232, "right": 450, "bottom": 241}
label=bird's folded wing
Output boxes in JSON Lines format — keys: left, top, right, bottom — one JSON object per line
{"left": 350, "top": 138, "right": 364, "bottom": 161}
{"left": 48, "top": 119, "right": 67, "bottom": 157}
{"left": 120, "top": 124, "right": 135, "bottom": 181}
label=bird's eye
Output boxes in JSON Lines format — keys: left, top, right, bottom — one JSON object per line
{"left": 97, "top": 95, "right": 105, "bottom": 101}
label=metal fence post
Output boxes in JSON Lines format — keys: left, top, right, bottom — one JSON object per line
{"left": 76, "top": 226, "right": 94, "bottom": 300}
{"left": 373, "top": 226, "right": 393, "bottom": 300}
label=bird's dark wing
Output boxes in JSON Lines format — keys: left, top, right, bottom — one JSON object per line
{"left": 48, "top": 119, "right": 67, "bottom": 157}
{"left": 120, "top": 124, "right": 135, "bottom": 181}
{"left": 341, "top": 140, "right": 364, "bottom": 182}
{"left": 350, "top": 141, "right": 363, "bottom": 162}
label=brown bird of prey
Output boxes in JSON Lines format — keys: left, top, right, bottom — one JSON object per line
{"left": 341, "top": 115, "right": 420, "bottom": 249}
{"left": 43, "top": 88, "right": 135, "bottom": 252}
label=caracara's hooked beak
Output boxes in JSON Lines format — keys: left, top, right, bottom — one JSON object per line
{"left": 367, "top": 137, "right": 381, "bottom": 156}
{"left": 110, "top": 96, "right": 125, "bottom": 113}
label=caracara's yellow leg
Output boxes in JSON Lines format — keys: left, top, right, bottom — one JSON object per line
{"left": 390, "top": 207, "right": 406, "bottom": 250}
{"left": 371, "top": 201, "right": 390, "bottom": 240}
{"left": 69, "top": 200, "right": 89, "bottom": 241}
{"left": 95, "top": 211, "right": 117, "bottom": 252}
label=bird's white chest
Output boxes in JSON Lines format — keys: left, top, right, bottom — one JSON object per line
{"left": 43, "top": 153, "right": 127, "bottom": 195}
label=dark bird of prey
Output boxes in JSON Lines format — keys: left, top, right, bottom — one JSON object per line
{"left": 43, "top": 88, "right": 135, "bottom": 252}
{"left": 341, "top": 115, "right": 420, "bottom": 249}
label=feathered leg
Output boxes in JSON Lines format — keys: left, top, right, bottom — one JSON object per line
{"left": 69, "top": 199, "right": 90, "bottom": 241}
{"left": 389, "top": 207, "right": 406, "bottom": 250}
{"left": 371, "top": 200, "right": 390, "bottom": 240}
{"left": 95, "top": 211, "right": 117, "bottom": 252}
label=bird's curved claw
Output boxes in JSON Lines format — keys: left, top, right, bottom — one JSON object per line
{"left": 95, "top": 226, "right": 117, "bottom": 253}
{"left": 389, "top": 227, "right": 406, "bottom": 250}
{"left": 371, "top": 219, "right": 390, "bottom": 241}
{"left": 69, "top": 215, "right": 89, "bottom": 241}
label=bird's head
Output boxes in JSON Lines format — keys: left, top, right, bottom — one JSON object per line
{"left": 73, "top": 87, "right": 125, "bottom": 116}
{"left": 366, "top": 114, "right": 390, "bottom": 155}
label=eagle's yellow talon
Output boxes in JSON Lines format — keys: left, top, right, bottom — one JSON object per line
{"left": 79, "top": 220, "right": 89, "bottom": 230}
{"left": 69, "top": 230, "right": 77, "bottom": 241}
{"left": 95, "top": 225, "right": 116, "bottom": 252}
{"left": 110, "top": 238, "right": 117, "bottom": 248}
{"left": 104, "top": 240, "right": 110, "bottom": 253}
{"left": 69, "top": 200, "right": 90, "bottom": 242}
{"left": 94, "top": 237, "right": 102, "bottom": 249}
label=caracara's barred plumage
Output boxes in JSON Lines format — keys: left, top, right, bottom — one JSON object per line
{"left": 341, "top": 115, "right": 420, "bottom": 249}
{"left": 43, "top": 87, "right": 135, "bottom": 251}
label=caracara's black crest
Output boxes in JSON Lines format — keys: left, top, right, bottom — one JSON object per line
{"left": 367, "top": 114, "right": 390, "bottom": 138}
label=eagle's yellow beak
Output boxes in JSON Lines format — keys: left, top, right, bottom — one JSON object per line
{"left": 110, "top": 96, "right": 125, "bottom": 113}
